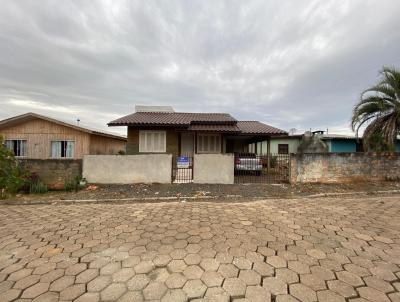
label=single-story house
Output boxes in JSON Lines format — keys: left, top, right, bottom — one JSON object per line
{"left": 108, "top": 106, "right": 287, "bottom": 155}
{"left": 0, "top": 112, "right": 127, "bottom": 159}
{"left": 257, "top": 132, "right": 400, "bottom": 154}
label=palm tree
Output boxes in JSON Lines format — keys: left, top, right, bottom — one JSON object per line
{"left": 351, "top": 66, "right": 400, "bottom": 151}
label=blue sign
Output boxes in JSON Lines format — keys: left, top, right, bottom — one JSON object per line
{"left": 177, "top": 156, "right": 190, "bottom": 168}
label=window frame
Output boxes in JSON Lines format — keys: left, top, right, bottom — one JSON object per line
{"left": 197, "top": 133, "right": 221, "bottom": 154}
{"left": 50, "top": 140, "right": 75, "bottom": 159}
{"left": 4, "top": 139, "right": 28, "bottom": 157}
{"left": 278, "top": 143, "right": 289, "bottom": 154}
{"left": 138, "top": 130, "right": 167, "bottom": 153}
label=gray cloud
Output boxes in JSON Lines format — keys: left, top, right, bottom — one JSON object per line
{"left": 1, "top": 0, "right": 399, "bottom": 135}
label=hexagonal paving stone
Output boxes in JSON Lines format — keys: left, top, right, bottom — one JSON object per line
{"left": 262, "top": 277, "right": 288, "bottom": 295}
{"left": 153, "top": 254, "right": 172, "bottom": 267}
{"left": 101, "top": 283, "right": 127, "bottom": 301}
{"left": 363, "top": 276, "right": 394, "bottom": 293}
{"left": 183, "top": 265, "right": 204, "bottom": 279}
{"left": 76, "top": 268, "right": 99, "bottom": 283}
{"left": 233, "top": 257, "right": 253, "bottom": 270}
{"left": 14, "top": 274, "right": 41, "bottom": 290}
{"left": 166, "top": 273, "right": 187, "bottom": 289}
{"left": 357, "top": 286, "right": 391, "bottom": 302}
{"left": 223, "top": 277, "right": 246, "bottom": 298}
{"left": 317, "top": 290, "right": 345, "bottom": 302}
{"left": 289, "top": 283, "right": 317, "bottom": 302}
{"left": 32, "top": 292, "right": 59, "bottom": 302}
{"left": 300, "top": 273, "right": 327, "bottom": 291}
{"left": 162, "top": 289, "right": 188, "bottom": 302}
{"left": 200, "top": 258, "right": 220, "bottom": 271}
{"left": 239, "top": 269, "right": 261, "bottom": 285}
{"left": 327, "top": 280, "right": 358, "bottom": 298}
{"left": 245, "top": 285, "right": 271, "bottom": 302}
{"left": 112, "top": 268, "right": 135, "bottom": 282}
{"left": 60, "top": 284, "right": 86, "bottom": 300}
{"left": 3, "top": 289, "right": 21, "bottom": 302}
{"left": 87, "top": 275, "right": 112, "bottom": 292}
{"left": 8, "top": 268, "right": 33, "bottom": 281}
{"left": 336, "top": 270, "right": 364, "bottom": 287}
{"left": 75, "top": 292, "right": 100, "bottom": 302}
{"left": 21, "top": 282, "right": 50, "bottom": 299}
{"left": 127, "top": 274, "right": 150, "bottom": 291}
{"left": 275, "top": 268, "right": 299, "bottom": 284}
{"left": 167, "top": 259, "right": 187, "bottom": 273}
{"left": 253, "top": 260, "right": 274, "bottom": 277}
{"left": 201, "top": 271, "right": 224, "bottom": 287}
{"left": 183, "top": 279, "right": 207, "bottom": 299}
{"left": 143, "top": 281, "right": 168, "bottom": 300}
{"left": 266, "top": 256, "right": 287, "bottom": 268}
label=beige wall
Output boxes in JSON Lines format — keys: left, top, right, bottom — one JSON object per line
{"left": 83, "top": 154, "right": 172, "bottom": 184}
{"left": 193, "top": 154, "right": 234, "bottom": 184}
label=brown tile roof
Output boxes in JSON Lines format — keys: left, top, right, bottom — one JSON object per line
{"left": 108, "top": 112, "right": 286, "bottom": 135}
{"left": 108, "top": 112, "right": 236, "bottom": 126}
{"left": 236, "top": 121, "right": 287, "bottom": 135}
{"left": 188, "top": 124, "right": 240, "bottom": 132}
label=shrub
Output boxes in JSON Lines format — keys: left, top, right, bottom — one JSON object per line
{"left": 0, "top": 136, "right": 25, "bottom": 198}
{"left": 30, "top": 180, "right": 48, "bottom": 194}
{"left": 64, "top": 176, "right": 80, "bottom": 192}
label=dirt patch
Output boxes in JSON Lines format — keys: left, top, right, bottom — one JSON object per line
{"left": 5, "top": 181, "right": 400, "bottom": 203}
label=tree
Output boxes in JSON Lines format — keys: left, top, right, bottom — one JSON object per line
{"left": 0, "top": 136, "right": 25, "bottom": 198}
{"left": 351, "top": 66, "right": 400, "bottom": 151}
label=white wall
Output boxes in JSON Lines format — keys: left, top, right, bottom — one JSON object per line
{"left": 193, "top": 154, "right": 234, "bottom": 184}
{"left": 83, "top": 154, "right": 172, "bottom": 184}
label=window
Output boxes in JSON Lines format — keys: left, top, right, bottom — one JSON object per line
{"left": 139, "top": 131, "right": 166, "bottom": 153}
{"left": 278, "top": 144, "right": 289, "bottom": 154}
{"left": 197, "top": 134, "right": 221, "bottom": 153}
{"left": 5, "top": 140, "right": 27, "bottom": 157}
{"left": 51, "top": 141, "right": 75, "bottom": 158}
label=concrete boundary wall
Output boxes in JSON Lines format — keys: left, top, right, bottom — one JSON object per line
{"left": 83, "top": 155, "right": 172, "bottom": 184}
{"left": 194, "top": 154, "right": 234, "bottom": 184}
{"left": 290, "top": 152, "right": 400, "bottom": 183}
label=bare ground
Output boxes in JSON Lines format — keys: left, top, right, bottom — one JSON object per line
{"left": 4, "top": 181, "right": 400, "bottom": 203}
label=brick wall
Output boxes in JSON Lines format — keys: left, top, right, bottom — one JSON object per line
{"left": 18, "top": 159, "right": 82, "bottom": 189}
{"left": 290, "top": 152, "right": 400, "bottom": 183}
{"left": 126, "top": 127, "right": 179, "bottom": 155}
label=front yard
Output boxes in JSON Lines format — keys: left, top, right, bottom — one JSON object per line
{"left": 3, "top": 181, "right": 400, "bottom": 204}
{"left": 0, "top": 195, "right": 399, "bottom": 301}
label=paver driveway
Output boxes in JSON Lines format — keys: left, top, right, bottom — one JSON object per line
{"left": 1, "top": 196, "right": 400, "bottom": 302}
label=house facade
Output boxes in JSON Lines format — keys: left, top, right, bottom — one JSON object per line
{"left": 0, "top": 112, "right": 126, "bottom": 159}
{"left": 108, "top": 106, "right": 288, "bottom": 156}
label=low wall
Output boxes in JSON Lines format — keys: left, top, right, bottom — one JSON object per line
{"left": 194, "top": 154, "right": 234, "bottom": 184}
{"left": 83, "top": 155, "right": 172, "bottom": 184}
{"left": 18, "top": 159, "right": 82, "bottom": 189}
{"left": 290, "top": 152, "right": 400, "bottom": 183}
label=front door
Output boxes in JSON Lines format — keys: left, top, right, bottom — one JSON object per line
{"left": 180, "top": 133, "right": 194, "bottom": 155}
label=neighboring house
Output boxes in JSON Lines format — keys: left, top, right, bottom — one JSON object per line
{"left": 322, "top": 134, "right": 361, "bottom": 152}
{"left": 0, "top": 112, "right": 126, "bottom": 159}
{"left": 108, "top": 106, "right": 287, "bottom": 155}
{"left": 254, "top": 135, "right": 302, "bottom": 155}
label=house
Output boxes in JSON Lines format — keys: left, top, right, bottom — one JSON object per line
{"left": 108, "top": 106, "right": 287, "bottom": 155}
{"left": 0, "top": 112, "right": 126, "bottom": 159}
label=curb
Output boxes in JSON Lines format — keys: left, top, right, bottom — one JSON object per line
{"left": 3, "top": 190, "right": 400, "bottom": 206}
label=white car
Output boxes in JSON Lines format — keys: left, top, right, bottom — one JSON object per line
{"left": 235, "top": 154, "right": 263, "bottom": 174}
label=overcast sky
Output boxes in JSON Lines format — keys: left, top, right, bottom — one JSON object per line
{"left": 1, "top": 0, "right": 400, "bottom": 135}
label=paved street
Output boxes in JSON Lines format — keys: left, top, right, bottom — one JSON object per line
{"left": 0, "top": 196, "right": 400, "bottom": 302}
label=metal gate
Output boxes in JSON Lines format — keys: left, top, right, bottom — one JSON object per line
{"left": 172, "top": 154, "right": 193, "bottom": 183}
{"left": 234, "top": 153, "right": 290, "bottom": 183}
